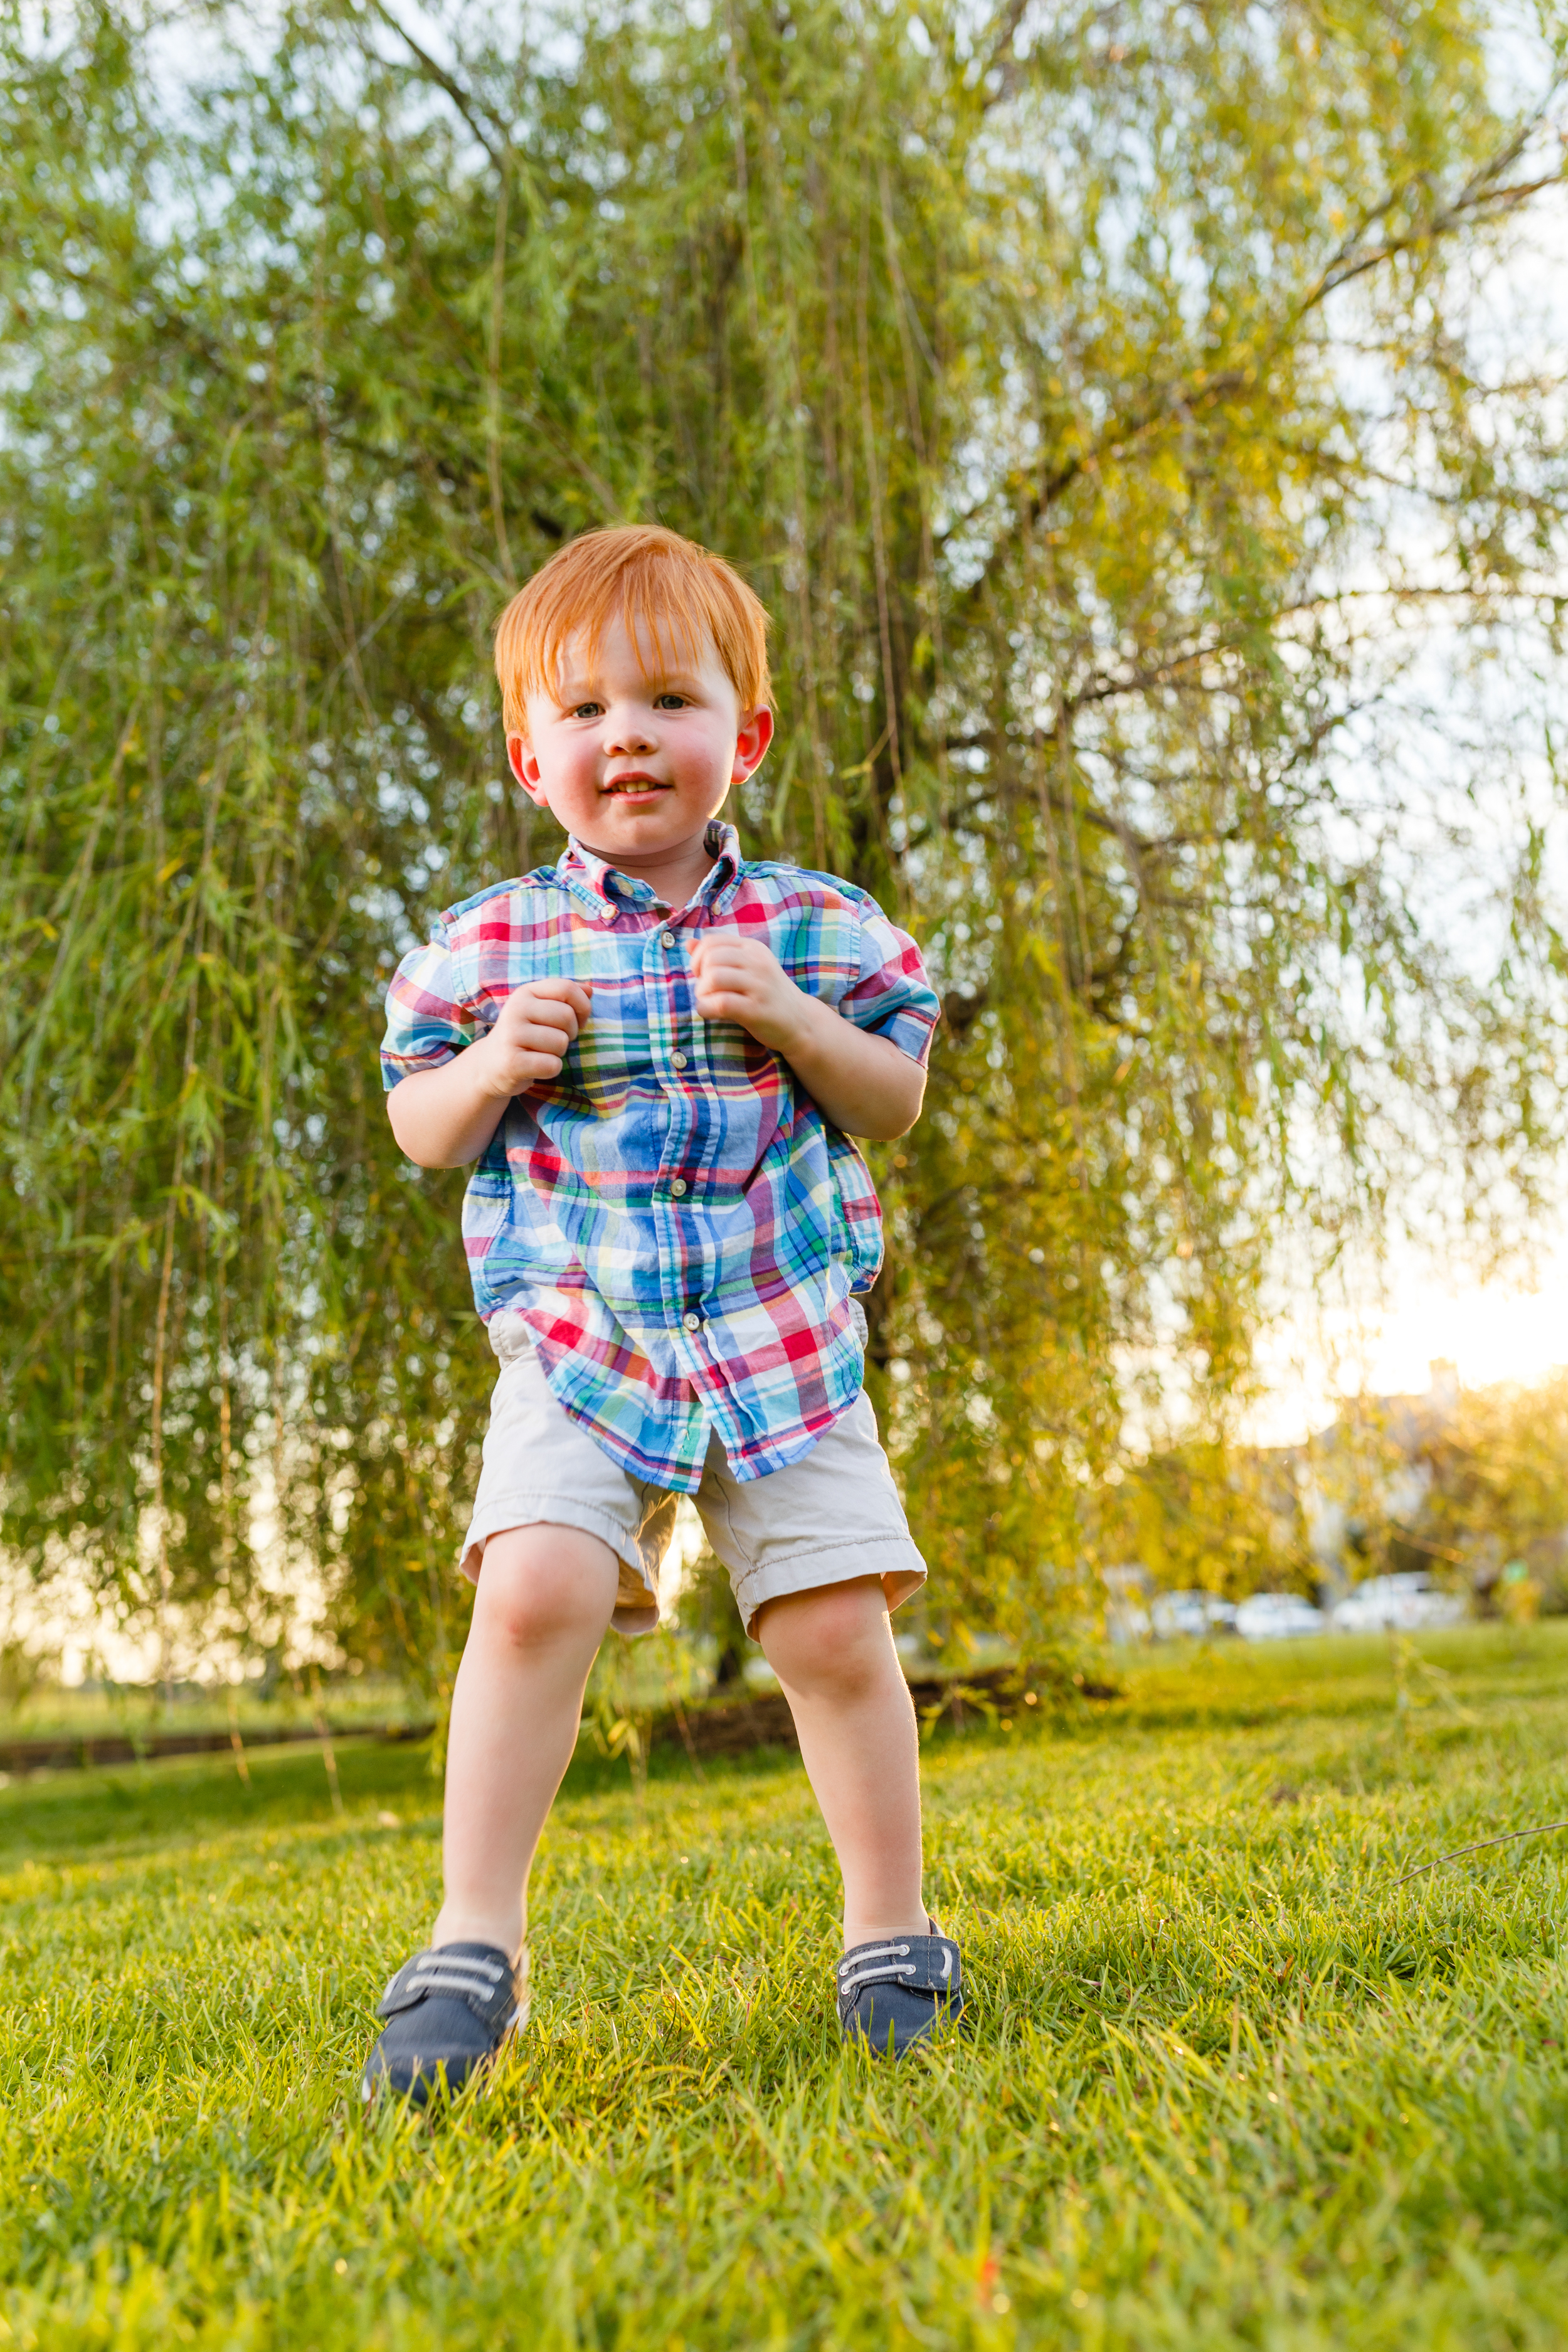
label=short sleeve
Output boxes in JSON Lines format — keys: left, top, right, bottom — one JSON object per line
{"left": 838, "top": 899, "right": 941, "bottom": 1067}
{"left": 380, "top": 921, "right": 483, "bottom": 1090}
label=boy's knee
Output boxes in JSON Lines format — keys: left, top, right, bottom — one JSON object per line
{"left": 758, "top": 1576, "right": 891, "bottom": 1695}
{"left": 471, "top": 1527, "right": 618, "bottom": 1652}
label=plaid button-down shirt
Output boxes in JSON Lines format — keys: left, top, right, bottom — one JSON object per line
{"left": 381, "top": 822, "right": 940, "bottom": 1490}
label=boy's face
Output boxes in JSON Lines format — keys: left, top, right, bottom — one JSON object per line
{"left": 508, "top": 611, "right": 772, "bottom": 867}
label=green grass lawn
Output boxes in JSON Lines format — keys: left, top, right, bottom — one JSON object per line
{"left": 5, "top": 1625, "right": 1568, "bottom": 2349}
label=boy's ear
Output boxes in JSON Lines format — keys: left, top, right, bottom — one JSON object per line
{"left": 507, "top": 733, "right": 548, "bottom": 803}
{"left": 732, "top": 705, "right": 775, "bottom": 783}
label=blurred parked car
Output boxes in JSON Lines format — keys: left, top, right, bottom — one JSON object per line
{"left": 1329, "top": 1572, "right": 1468, "bottom": 1633}
{"left": 1150, "top": 1591, "right": 1239, "bottom": 1640}
{"left": 1234, "top": 1592, "right": 1325, "bottom": 1641}
{"left": 1102, "top": 1563, "right": 1152, "bottom": 1645}
{"left": 1105, "top": 1599, "right": 1152, "bottom": 1645}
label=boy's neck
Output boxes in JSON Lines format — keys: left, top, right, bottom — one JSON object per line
{"left": 573, "top": 822, "right": 725, "bottom": 909}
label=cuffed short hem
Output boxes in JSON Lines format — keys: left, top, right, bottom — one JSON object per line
{"left": 729, "top": 1537, "right": 926, "bottom": 1640}
{"left": 459, "top": 1493, "right": 662, "bottom": 1637}
{"left": 460, "top": 1342, "right": 924, "bottom": 1645}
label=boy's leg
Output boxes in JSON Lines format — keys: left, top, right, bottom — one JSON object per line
{"left": 754, "top": 1575, "right": 926, "bottom": 1948}
{"left": 432, "top": 1523, "right": 621, "bottom": 1960}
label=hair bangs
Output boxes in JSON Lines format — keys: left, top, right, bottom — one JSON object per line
{"left": 494, "top": 525, "right": 772, "bottom": 737}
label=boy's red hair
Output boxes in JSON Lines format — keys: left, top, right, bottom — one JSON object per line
{"left": 494, "top": 524, "right": 772, "bottom": 737}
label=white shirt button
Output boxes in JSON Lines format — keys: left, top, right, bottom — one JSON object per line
{"left": 660, "top": 929, "right": 677, "bottom": 948}
{"left": 681, "top": 1311, "right": 702, "bottom": 1332}
{"left": 671, "top": 1052, "right": 688, "bottom": 1071}
{"left": 669, "top": 1178, "right": 688, "bottom": 1197}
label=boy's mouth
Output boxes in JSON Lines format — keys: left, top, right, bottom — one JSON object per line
{"left": 601, "top": 771, "right": 670, "bottom": 800}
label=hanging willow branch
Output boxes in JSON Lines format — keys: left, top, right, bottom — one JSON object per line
{"left": 2, "top": 0, "right": 1567, "bottom": 1680}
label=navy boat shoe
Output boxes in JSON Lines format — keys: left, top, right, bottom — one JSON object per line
{"left": 361, "top": 1941, "right": 527, "bottom": 2107}
{"left": 837, "top": 1920, "right": 965, "bottom": 2056}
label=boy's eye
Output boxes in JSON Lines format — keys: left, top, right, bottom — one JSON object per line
{"left": 653, "top": 692, "right": 689, "bottom": 711}
{"left": 569, "top": 701, "right": 604, "bottom": 719}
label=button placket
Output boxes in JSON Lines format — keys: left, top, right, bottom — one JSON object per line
{"left": 644, "top": 918, "right": 700, "bottom": 1330}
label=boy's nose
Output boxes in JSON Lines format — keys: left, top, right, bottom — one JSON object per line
{"left": 601, "top": 707, "right": 656, "bottom": 756}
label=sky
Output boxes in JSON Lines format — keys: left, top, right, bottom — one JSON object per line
{"left": 1232, "top": 53, "right": 1568, "bottom": 1454}
{"left": 1246, "top": 1215, "right": 1568, "bottom": 1448}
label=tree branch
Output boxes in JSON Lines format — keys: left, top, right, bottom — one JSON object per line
{"left": 948, "top": 114, "right": 1567, "bottom": 625}
{"left": 1296, "top": 152, "right": 1566, "bottom": 316}
{"left": 950, "top": 370, "right": 1249, "bottom": 618}
{"left": 364, "top": 0, "right": 509, "bottom": 172}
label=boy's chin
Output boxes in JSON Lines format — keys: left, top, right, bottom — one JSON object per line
{"left": 590, "top": 800, "right": 725, "bottom": 840}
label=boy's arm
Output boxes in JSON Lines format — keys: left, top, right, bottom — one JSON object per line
{"left": 387, "top": 978, "right": 593, "bottom": 1167}
{"left": 690, "top": 936, "right": 924, "bottom": 1140}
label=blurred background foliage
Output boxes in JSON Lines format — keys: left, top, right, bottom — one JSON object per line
{"left": 1421, "top": 1372, "right": 1568, "bottom": 1613}
{"left": 3, "top": 0, "right": 1568, "bottom": 1690}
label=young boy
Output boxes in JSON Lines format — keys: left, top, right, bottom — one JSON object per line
{"left": 364, "top": 524, "right": 965, "bottom": 2102}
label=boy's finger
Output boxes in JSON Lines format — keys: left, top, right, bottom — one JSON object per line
{"left": 526, "top": 981, "right": 593, "bottom": 1029}
{"left": 532, "top": 975, "right": 593, "bottom": 1011}
{"left": 519, "top": 1017, "right": 579, "bottom": 1052}
{"left": 517, "top": 997, "right": 578, "bottom": 1035}
{"left": 506, "top": 1002, "right": 580, "bottom": 1049}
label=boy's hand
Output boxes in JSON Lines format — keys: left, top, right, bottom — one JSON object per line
{"left": 388, "top": 976, "right": 595, "bottom": 1168}
{"left": 690, "top": 936, "right": 807, "bottom": 1054}
{"left": 474, "top": 978, "right": 593, "bottom": 1098}
{"left": 689, "top": 929, "right": 924, "bottom": 1140}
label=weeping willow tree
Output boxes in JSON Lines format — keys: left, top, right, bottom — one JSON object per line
{"left": 3, "top": 0, "right": 1567, "bottom": 1681}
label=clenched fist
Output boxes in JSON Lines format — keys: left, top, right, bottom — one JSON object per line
{"left": 474, "top": 977, "right": 593, "bottom": 1098}
{"left": 687, "top": 928, "right": 924, "bottom": 1138}
{"left": 690, "top": 934, "right": 808, "bottom": 1055}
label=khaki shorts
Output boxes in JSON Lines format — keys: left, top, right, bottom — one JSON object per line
{"left": 461, "top": 1306, "right": 926, "bottom": 1637}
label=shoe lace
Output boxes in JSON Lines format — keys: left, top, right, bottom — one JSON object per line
{"left": 386, "top": 1952, "right": 510, "bottom": 2003}
{"left": 837, "top": 1941, "right": 916, "bottom": 1998}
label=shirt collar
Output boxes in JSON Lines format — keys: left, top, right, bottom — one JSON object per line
{"left": 557, "top": 819, "right": 743, "bottom": 918}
